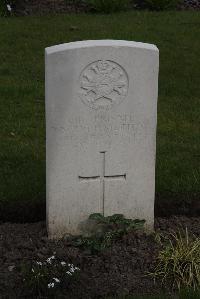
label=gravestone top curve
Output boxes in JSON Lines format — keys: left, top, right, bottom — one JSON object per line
{"left": 45, "top": 40, "right": 158, "bottom": 55}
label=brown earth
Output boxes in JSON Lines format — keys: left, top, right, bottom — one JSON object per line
{"left": 10, "top": 0, "right": 200, "bottom": 16}
{"left": 13, "top": 0, "right": 89, "bottom": 16}
{"left": 0, "top": 216, "right": 200, "bottom": 298}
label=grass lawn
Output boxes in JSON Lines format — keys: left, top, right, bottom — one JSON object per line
{"left": 0, "top": 11, "right": 200, "bottom": 217}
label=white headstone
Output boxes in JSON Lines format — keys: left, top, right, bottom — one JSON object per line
{"left": 45, "top": 40, "right": 159, "bottom": 239}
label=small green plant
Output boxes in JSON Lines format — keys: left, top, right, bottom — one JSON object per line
{"left": 133, "top": 0, "right": 181, "bottom": 11}
{"left": 86, "top": 0, "right": 130, "bottom": 13}
{"left": 150, "top": 228, "right": 200, "bottom": 291}
{"left": 71, "top": 214, "right": 145, "bottom": 253}
{"left": 21, "top": 254, "right": 80, "bottom": 297}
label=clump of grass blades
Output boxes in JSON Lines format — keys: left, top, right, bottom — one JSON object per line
{"left": 150, "top": 228, "right": 200, "bottom": 291}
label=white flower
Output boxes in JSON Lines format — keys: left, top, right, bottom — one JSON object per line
{"left": 61, "top": 261, "right": 66, "bottom": 266}
{"left": 31, "top": 268, "right": 34, "bottom": 273}
{"left": 48, "top": 282, "right": 55, "bottom": 288}
{"left": 66, "top": 271, "right": 72, "bottom": 276}
{"left": 7, "top": 4, "right": 12, "bottom": 12}
{"left": 67, "top": 264, "right": 80, "bottom": 274}
{"left": 47, "top": 255, "right": 55, "bottom": 264}
{"left": 70, "top": 267, "right": 75, "bottom": 273}
{"left": 36, "top": 261, "right": 42, "bottom": 266}
{"left": 68, "top": 264, "right": 74, "bottom": 272}
{"left": 53, "top": 277, "right": 60, "bottom": 283}
{"left": 70, "top": 265, "right": 79, "bottom": 272}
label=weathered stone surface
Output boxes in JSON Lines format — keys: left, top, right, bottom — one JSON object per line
{"left": 45, "top": 40, "right": 159, "bottom": 239}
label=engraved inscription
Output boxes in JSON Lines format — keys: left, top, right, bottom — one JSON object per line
{"left": 79, "top": 60, "right": 129, "bottom": 109}
{"left": 50, "top": 113, "right": 153, "bottom": 142}
{"left": 79, "top": 151, "right": 126, "bottom": 215}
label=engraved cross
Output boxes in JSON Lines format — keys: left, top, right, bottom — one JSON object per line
{"left": 79, "top": 151, "right": 126, "bottom": 215}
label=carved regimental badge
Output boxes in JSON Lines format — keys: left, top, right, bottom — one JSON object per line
{"left": 79, "top": 60, "right": 129, "bottom": 109}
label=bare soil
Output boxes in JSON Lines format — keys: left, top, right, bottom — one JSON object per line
{"left": 0, "top": 216, "right": 200, "bottom": 298}
{"left": 13, "top": 0, "right": 89, "bottom": 16}
{"left": 11, "top": 0, "right": 200, "bottom": 16}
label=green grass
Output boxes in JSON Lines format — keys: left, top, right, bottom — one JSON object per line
{"left": 0, "top": 12, "right": 200, "bottom": 211}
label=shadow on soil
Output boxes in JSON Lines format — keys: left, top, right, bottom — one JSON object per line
{"left": 0, "top": 192, "right": 199, "bottom": 223}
